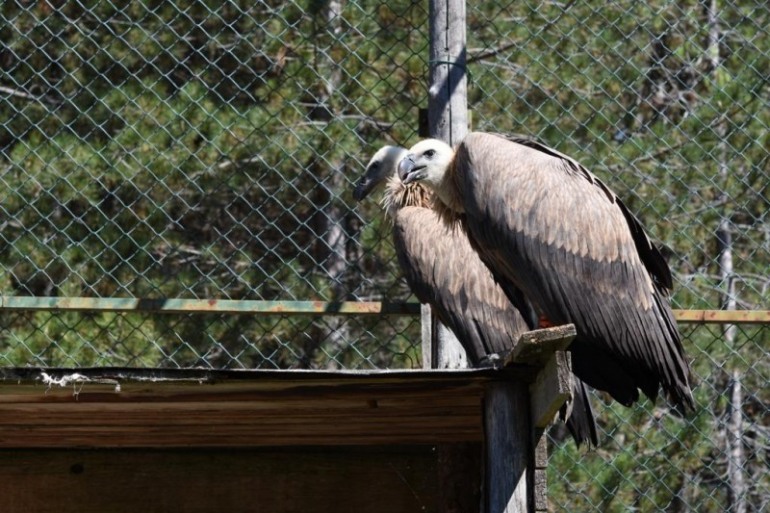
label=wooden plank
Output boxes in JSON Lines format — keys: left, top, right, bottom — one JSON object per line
{"left": 533, "top": 430, "right": 548, "bottom": 512}
{"left": 529, "top": 351, "right": 573, "bottom": 429}
{"left": 0, "top": 296, "right": 421, "bottom": 315}
{"left": 484, "top": 381, "right": 531, "bottom": 513}
{"left": 0, "top": 370, "right": 510, "bottom": 448}
{"left": 673, "top": 309, "right": 770, "bottom": 324}
{"left": 0, "top": 447, "right": 439, "bottom": 513}
{"left": 1, "top": 297, "right": 768, "bottom": 324}
{"left": 506, "top": 324, "right": 576, "bottom": 366}
{"left": 0, "top": 365, "right": 507, "bottom": 385}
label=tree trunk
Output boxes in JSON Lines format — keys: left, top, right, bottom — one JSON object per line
{"left": 726, "top": 370, "right": 746, "bottom": 513}
{"left": 704, "top": 0, "right": 737, "bottom": 343}
{"left": 311, "top": 0, "right": 351, "bottom": 368}
{"left": 702, "top": 2, "right": 745, "bottom": 512}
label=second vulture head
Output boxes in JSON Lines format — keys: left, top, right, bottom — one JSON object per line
{"left": 353, "top": 145, "right": 407, "bottom": 202}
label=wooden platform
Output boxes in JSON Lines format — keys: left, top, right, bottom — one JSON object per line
{"left": 0, "top": 446, "right": 441, "bottom": 513}
{"left": 0, "top": 367, "right": 534, "bottom": 448}
{"left": 0, "top": 325, "right": 575, "bottom": 513}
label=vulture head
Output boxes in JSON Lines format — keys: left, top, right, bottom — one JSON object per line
{"left": 353, "top": 145, "right": 407, "bottom": 202}
{"left": 398, "top": 139, "right": 459, "bottom": 212}
{"left": 398, "top": 139, "right": 454, "bottom": 188}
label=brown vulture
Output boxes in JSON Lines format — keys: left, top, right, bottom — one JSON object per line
{"left": 355, "top": 145, "right": 599, "bottom": 447}
{"left": 397, "top": 132, "right": 694, "bottom": 411}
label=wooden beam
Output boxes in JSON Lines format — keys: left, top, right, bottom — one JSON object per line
{"left": 427, "top": 0, "right": 470, "bottom": 369}
{"left": 426, "top": 0, "right": 475, "bottom": 508}
{"left": 486, "top": 325, "right": 575, "bottom": 513}
{"left": 529, "top": 351, "right": 572, "bottom": 430}
{"left": 1, "top": 297, "right": 768, "bottom": 325}
{"left": 0, "top": 296, "right": 420, "bottom": 316}
{"left": 673, "top": 309, "right": 770, "bottom": 324}
{"left": 428, "top": 0, "right": 468, "bottom": 144}
{"left": 533, "top": 431, "right": 549, "bottom": 512}
{"left": 421, "top": 304, "right": 433, "bottom": 369}
{"left": 505, "top": 324, "right": 576, "bottom": 366}
{"left": 484, "top": 381, "right": 531, "bottom": 513}
{"left": 0, "top": 369, "right": 520, "bottom": 448}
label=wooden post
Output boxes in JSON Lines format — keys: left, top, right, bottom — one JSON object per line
{"left": 428, "top": 0, "right": 468, "bottom": 146}
{"left": 485, "top": 325, "right": 576, "bottom": 513}
{"left": 425, "top": 0, "right": 469, "bottom": 368}
{"left": 485, "top": 382, "right": 531, "bottom": 513}
{"left": 424, "top": 2, "right": 572, "bottom": 510}
{"left": 425, "top": 3, "right": 477, "bottom": 507}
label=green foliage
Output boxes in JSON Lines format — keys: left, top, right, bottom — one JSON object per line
{"left": 469, "top": 0, "right": 770, "bottom": 311}
{"left": 0, "top": 1, "right": 769, "bottom": 508}
{"left": 0, "top": 0, "right": 428, "bottom": 368}
{"left": 465, "top": 1, "right": 770, "bottom": 509}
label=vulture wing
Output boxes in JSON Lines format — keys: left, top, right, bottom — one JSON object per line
{"left": 393, "top": 204, "right": 598, "bottom": 446}
{"left": 392, "top": 206, "right": 533, "bottom": 361}
{"left": 452, "top": 132, "right": 692, "bottom": 409}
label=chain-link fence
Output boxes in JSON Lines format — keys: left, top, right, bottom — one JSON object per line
{"left": 1, "top": 0, "right": 428, "bottom": 369}
{"left": 467, "top": 4, "right": 769, "bottom": 510}
{"left": 1, "top": 0, "right": 768, "bottom": 511}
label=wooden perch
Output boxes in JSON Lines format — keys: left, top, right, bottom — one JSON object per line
{"left": 483, "top": 324, "right": 577, "bottom": 513}
{"left": 530, "top": 350, "right": 573, "bottom": 429}
{"left": 504, "top": 323, "right": 576, "bottom": 366}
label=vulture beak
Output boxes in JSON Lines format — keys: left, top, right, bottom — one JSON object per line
{"left": 353, "top": 176, "right": 374, "bottom": 202}
{"left": 398, "top": 155, "right": 425, "bottom": 184}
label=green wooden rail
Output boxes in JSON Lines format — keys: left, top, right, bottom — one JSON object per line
{"left": 0, "top": 296, "right": 418, "bottom": 315}
{"left": 0, "top": 296, "right": 769, "bottom": 324}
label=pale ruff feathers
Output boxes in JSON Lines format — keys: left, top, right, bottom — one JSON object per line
{"left": 382, "top": 174, "right": 433, "bottom": 218}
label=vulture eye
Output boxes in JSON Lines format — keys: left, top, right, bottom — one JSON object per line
{"left": 424, "top": 149, "right": 436, "bottom": 158}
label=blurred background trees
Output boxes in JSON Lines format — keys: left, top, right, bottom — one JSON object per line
{"left": 1, "top": 0, "right": 768, "bottom": 510}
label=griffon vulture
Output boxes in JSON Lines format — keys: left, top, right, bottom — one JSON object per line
{"left": 398, "top": 132, "right": 694, "bottom": 411}
{"left": 355, "top": 145, "right": 598, "bottom": 447}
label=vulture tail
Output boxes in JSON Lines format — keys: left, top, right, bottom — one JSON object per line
{"left": 563, "top": 378, "right": 599, "bottom": 449}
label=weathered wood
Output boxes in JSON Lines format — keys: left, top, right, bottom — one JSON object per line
{"left": 421, "top": 303, "right": 433, "bottom": 369}
{"left": 0, "top": 297, "right": 766, "bottom": 323}
{"left": 428, "top": 0, "right": 468, "bottom": 145}
{"left": 427, "top": 1, "right": 476, "bottom": 499}
{"left": 481, "top": 326, "right": 574, "bottom": 513}
{"left": 485, "top": 381, "right": 531, "bottom": 513}
{"left": 673, "top": 309, "right": 770, "bottom": 324}
{"left": 0, "top": 296, "right": 421, "bottom": 315}
{"left": 438, "top": 442, "right": 483, "bottom": 513}
{"left": 0, "top": 369, "right": 524, "bottom": 448}
{"left": 426, "top": 0, "right": 469, "bottom": 369}
{"left": 505, "top": 324, "right": 576, "bottom": 366}
{"left": 0, "top": 447, "right": 440, "bottom": 513}
{"left": 533, "top": 430, "right": 549, "bottom": 512}
{"left": 529, "top": 351, "right": 573, "bottom": 429}
{"left": 0, "top": 366, "right": 508, "bottom": 384}
{"left": 435, "top": 321, "right": 469, "bottom": 369}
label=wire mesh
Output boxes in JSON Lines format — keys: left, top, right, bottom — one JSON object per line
{"left": 549, "top": 322, "right": 770, "bottom": 512}
{"left": 1, "top": 1, "right": 769, "bottom": 510}
{"left": 0, "top": 0, "right": 428, "bottom": 369}
{"left": 464, "top": 2, "right": 769, "bottom": 510}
